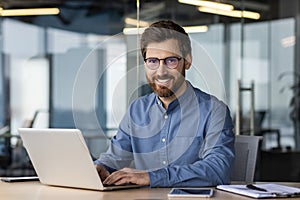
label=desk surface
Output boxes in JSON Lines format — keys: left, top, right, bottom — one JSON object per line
{"left": 1, "top": 181, "right": 300, "bottom": 200}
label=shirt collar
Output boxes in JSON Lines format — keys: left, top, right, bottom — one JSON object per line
{"left": 155, "top": 80, "right": 194, "bottom": 112}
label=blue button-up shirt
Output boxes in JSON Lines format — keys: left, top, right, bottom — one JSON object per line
{"left": 95, "top": 81, "right": 235, "bottom": 187}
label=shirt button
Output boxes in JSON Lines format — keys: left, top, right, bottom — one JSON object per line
{"left": 164, "top": 114, "right": 168, "bottom": 119}
{"left": 162, "top": 137, "right": 166, "bottom": 143}
{"left": 162, "top": 161, "right": 167, "bottom": 165}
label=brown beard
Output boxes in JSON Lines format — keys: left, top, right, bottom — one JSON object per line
{"left": 148, "top": 81, "right": 174, "bottom": 97}
{"left": 146, "top": 66, "right": 186, "bottom": 98}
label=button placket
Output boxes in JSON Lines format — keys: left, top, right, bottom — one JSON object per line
{"left": 160, "top": 112, "right": 170, "bottom": 167}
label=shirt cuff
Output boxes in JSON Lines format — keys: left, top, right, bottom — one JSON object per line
{"left": 148, "top": 168, "right": 169, "bottom": 187}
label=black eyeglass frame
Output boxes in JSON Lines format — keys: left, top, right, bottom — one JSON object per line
{"left": 144, "top": 56, "right": 182, "bottom": 70}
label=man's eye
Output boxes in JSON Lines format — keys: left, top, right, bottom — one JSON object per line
{"left": 166, "top": 58, "right": 177, "bottom": 63}
{"left": 148, "top": 59, "right": 158, "bottom": 63}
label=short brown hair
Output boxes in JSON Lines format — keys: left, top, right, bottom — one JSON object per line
{"left": 140, "top": 20, "right": 191, "bottom": 59}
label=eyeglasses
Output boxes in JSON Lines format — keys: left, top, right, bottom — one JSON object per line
{"left": 144, "top": 56, "right": 182, "bottom": 70}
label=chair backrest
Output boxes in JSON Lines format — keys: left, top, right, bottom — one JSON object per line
{"left": 231, "top": 135, "right": 262, "bottom": 183}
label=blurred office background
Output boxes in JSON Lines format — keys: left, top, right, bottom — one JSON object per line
{"left": 0, "top": 0, "right": 300, "bottom": 181}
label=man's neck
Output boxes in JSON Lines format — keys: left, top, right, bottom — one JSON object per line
{"left": 159, "top": 81, "right": 187, "bottom": 109}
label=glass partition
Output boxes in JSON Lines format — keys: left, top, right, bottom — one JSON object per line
{"left": 229, "top": 18, "right": 295, "bottom": 149}
{"left": 0, "top": 53, "right": 4, "bottom": 128}
{"left": 2, "top": 19, "right": 49, "bottom": 137}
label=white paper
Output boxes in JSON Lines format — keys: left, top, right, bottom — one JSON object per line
{"left": 217, "top": 184, "right": 300, "bottom": 198}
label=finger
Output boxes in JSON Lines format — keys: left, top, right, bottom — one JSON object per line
{"left": 113, "top": 176, "right": 133, "bottom": 185}
{"left": 103, "top": 171, "right": 125, "bottom": 185}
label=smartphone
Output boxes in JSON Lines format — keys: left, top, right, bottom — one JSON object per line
{"left": 168, "top": 188, "right": 214, "bottom": 198}
{"left": 0, "top": 176, "right": 39, "bottom": 182}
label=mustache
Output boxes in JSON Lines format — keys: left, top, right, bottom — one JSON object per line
{"left": 155, "top": 75, "right": 174, "bottom": 80}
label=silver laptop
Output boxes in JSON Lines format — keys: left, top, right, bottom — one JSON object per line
{"left": 18, "top": 128, "right": 139, "bottom": 191}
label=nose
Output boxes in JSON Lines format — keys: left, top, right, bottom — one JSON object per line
{"left": 156, "top": 60, "right": 168, "bottom": 75}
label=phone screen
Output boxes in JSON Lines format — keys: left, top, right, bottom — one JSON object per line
{"left": 169, "top": 188, "right": 213, "bottom": 197}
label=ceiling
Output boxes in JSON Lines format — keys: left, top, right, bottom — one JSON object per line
{"left": 0, "top": 0, "right": 293, "bottom": 35}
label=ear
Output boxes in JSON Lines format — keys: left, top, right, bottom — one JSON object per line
{"left": 184, "top": 54, "right": 192, "bottom": 70}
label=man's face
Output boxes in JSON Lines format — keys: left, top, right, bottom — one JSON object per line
{"left": 144, "top": 39, "right": 190, "bottom": 98}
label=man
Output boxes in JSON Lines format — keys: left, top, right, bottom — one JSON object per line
{"left": 94, "top": 20, "right": 235, "bottom": 187}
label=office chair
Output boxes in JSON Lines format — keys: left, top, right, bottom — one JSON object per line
{"left": 231, "top": 135, "right": 262, "bottom": 183}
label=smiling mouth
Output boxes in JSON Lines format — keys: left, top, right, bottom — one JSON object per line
{"left": 156, "top": 78, "right": 172, "bottom": 86}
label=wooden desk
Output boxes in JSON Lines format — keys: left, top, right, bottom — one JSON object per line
{"left": 1, "top": 181, "right": 300, "bottom": 200}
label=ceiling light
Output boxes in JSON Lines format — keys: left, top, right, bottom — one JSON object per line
{"left": 183, "top": 25, "right": 208, "bottom": 33}
{"left": 198, "top": 6, "right": 260, "bottom": 20}
{"left": 0, "top": 8, "right": 60, "bottom": 17}
{"left": 125, "top": 17, "right": 150, "bottom": 27}
{"left": 123, "top": 27, "right": 146, "bottom": 35}
{"left": 179, "top": 0, "right": 234, "bottom": 11}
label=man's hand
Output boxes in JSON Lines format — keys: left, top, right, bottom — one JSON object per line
{"left": 95, "top": 164, "right": 110, "bottom": 181}
{"left": 103, "top": 168, "right": 150, "bottom": 186}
